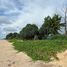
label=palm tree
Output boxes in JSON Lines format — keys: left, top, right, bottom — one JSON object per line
{"left": 40, "top": 14, "right": 64, "bottom": 37}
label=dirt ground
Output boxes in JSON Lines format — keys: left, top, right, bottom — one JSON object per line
{"left": 0, "top": 40, "right": 67, "bottom": 67}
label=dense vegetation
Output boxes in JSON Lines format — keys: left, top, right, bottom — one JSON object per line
{"left": 6, "top": 14, "right": 65, "bottom": 40}
{"left": 7, "top": 14, "right": 67, "bottom": 62}
{"left": 20, "top": 24, "right": 39, "bottom": 40}
{"left": 10, "top": 37, "right": 67, "bottom": 62}
{"left": 6, "top": 32, "right": 20, "bottom": 39}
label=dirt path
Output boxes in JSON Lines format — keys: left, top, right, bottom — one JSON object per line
{"left": 0, "top": 40, "right": 67, "bottom": 67}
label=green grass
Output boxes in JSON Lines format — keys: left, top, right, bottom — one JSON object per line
{"left": 10, "top": 39, "right": 67, "bottom": 62}
{"left": 50, "top": 35, "right": 67, "bottom": 40}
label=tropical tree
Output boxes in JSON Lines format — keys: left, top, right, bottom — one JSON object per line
{"left": 6, "top": 32, "right": 19, "bottom": 39}
{"left": 39, "top": 14, "right": 63, "bottom": 39}
{"left": 20, "top": 24, "right": 39, "bottom": 40}
{"left": 39, "top": 16, "right": 51, "bottom": 39}
{"left": 6, "top": 33, "right": 13, "bottom": 39}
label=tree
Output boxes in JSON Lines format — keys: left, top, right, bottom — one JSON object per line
{"left": 12, "top": 32, "right": 20, "bottom": 39}
{"left": 6, "top": 33, "right": 13, "bottom": 39}
{"left": 20, "top": 24, "right": 39, "bottom": 40}
{"left": 39, "top": 16, "right": 51, "bottom": 39}
{"left": 6, "top": 32, "right": 20, "bottom": 39}
{"left": 39, "top": 14, "right": 63, "bottom": 39}
{"left": 50, "top": 14, "right": 62, "bottom": 34}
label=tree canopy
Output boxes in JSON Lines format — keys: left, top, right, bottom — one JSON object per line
{"left": 6, "top": 14, "right": 65, "bottom": 40}
{"left": 6, "top": 32, "right": 19, "bottom": 39}
{"left": 20, "top": 24, "right": 39, "bottom": 40}
{"left": 39, "top": 14, "right": 63, "bottom": 39}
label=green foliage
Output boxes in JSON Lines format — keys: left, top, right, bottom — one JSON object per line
{"left": 39, "top": 16, "right": 51, "bottom": 39}
{"left": 6, "top": 33, "right": 13, "bottom": 39}
{"left": 6, "top": 32, "right": 20, "bottom": 39}
{"left": 6, "top": 14, "right": 65, "bottom": 40}
{"left": 51, "top": 14, "right": 62, "bottom": 34}
{"left": 11, "top": 39, "right": 67, "bottom": 62}
{"left": 20, "top": 24, "right": 39, "bottom": 40}
{"left": 50, "top": 35, "right": 67, "bottom": 40}
{"left": 39, "top": 14, "right": 63, "bottom": 39}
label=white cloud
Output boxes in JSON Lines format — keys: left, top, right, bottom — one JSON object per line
{"left": 0, "top": 0, "right": 67, "bottom": 39}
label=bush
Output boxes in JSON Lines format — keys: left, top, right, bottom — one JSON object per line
{"left": 50, "top": 35, "right": 67, "bottom": 40}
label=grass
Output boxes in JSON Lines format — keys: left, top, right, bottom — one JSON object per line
{"left": 10, "top": 39, "right": 67, "bottom": 62}
{"left": 50, "top": 35, "right": 67, "bottom": 40}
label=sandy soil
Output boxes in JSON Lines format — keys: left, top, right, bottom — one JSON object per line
{"left": 0, "top": 40, "right": 67, "bottom": 67}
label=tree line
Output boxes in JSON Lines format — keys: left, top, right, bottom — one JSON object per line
{"left": 6, "top": 14, "right": 65, "bottom": 40}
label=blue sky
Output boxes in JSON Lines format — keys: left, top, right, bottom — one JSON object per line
{"left": 0, "top": 0, "right": 67, "bottom": 39}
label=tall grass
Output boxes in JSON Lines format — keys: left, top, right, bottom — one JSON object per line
{"left": 50, "top": 35, "right": 67, "bottom": 40}
{"left": 10, "top": 39, "right": 67, "bottom": 62}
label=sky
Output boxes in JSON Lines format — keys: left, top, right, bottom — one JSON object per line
{"left": 0, "top": 0, "right": 67, "bottom": 39}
